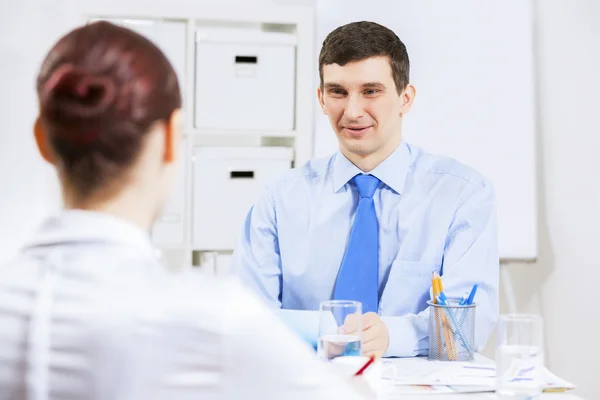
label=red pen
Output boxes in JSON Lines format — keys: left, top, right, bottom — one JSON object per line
{"left": 354, "top": 355, "right": 376, "bottom": 376}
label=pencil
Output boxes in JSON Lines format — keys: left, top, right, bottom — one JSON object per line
{"left": 432, "top": 273, "right": 444, "bottom": 357}
{"left": 434, "top": 273, "right": 457, "bottom": 360}
{"left": 442, "top": 312, "right": 457, "bottom": 360}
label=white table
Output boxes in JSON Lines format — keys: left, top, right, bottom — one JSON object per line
{"left": 370, "top": 355, "right": 584, "bottom": 400}
{"left": 386, "top": 392, "right": 582, "bottom": 400}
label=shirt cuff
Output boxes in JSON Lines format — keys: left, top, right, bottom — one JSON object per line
{"left": 381, "top": 314, "right": 429, "bottom": 357}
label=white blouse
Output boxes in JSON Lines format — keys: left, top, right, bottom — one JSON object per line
{"left": 0, "top": 210, "right": 368, "bottom": 400}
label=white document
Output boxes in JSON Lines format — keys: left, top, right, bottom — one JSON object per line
{"left": 379, "top": 357, "right": 575, "bottom": 393}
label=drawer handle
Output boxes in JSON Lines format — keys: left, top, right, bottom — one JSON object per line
{"left": 235, "top": 55, "right": 258, "bottom": 64}
{"left": 230, "top": 170, "right": 254, "bottom": 179}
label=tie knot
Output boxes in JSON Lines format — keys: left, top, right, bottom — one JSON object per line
{"left": 353, "top": 174, "right": 380, "bottom": 198}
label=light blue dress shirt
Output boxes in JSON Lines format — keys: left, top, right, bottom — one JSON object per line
{"left": 231, "top": 141, "right": 499, "bottom": 357}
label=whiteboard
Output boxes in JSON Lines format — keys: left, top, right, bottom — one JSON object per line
{"left": 314, "top": 0, "right": 537, "bottom": 260}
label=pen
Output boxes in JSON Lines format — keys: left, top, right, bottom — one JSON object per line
{"left": 458, "top": 284, "right": 478, "bottom": 329}
{"left": 354, "top": 355, "right": 376, "bottom": 376}
{"left": 466, "top": 284, "right": 478, "bottom": 305}
{"left": 438, "top": 292, "right": 449, "bottom": 305}
{"left": 436, "top": 290, "right": 471, "bottom": 353}
{"left": 458, "top": 291, "right": 470, "bottom": 306}
{"left": 459, "top": 284, "right": 478, "bottom": 306}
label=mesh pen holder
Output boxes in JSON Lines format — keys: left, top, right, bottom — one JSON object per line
{"left": 428, "top": 299, "right": 476, "bottom": 361}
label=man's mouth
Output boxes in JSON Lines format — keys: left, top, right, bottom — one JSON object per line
{"left": 343, "top": 125, "right": 372, "bottom": 136}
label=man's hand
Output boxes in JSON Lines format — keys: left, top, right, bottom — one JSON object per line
{"left": 361, "top": 312, "right": 389, "bottom": 357}
{"left": 342, "top": 312, "right": 390, "bottom": 358}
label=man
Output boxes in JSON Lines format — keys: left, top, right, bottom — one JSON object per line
{"left": 231, "top": 21, "right": 499, "bottom": 358}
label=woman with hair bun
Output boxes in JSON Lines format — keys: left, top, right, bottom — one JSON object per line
{"left": 0, "top": 21, "right": 370, "bottom": 400}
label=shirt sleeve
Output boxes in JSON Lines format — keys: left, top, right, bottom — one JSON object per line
{"left": 383, "top": 180, "right": 499, "bottom": 357}
{"left": 229, "top": 186, "right": 283, "bottom": 308}
{"left": 223, "top": 280, "right": 373, "bottom": 400}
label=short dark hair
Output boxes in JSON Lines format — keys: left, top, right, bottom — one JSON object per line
{"left": 319, "top": 21, "right": 410, "bottom": 94}
{"left": 36, "top": 21, "right": 182, "bottom": 198}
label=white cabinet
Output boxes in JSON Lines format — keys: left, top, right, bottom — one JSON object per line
{"left": 195, "top": 28, "right": 296, "bottom": 132}
{"left": 192, "top": 146, "right": 293, "bottom": 250}
{"left": 151, "top": 137, "right": 188, "bottom": 246}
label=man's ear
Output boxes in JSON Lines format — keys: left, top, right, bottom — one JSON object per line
{"left": 34, "top": 117, "right": 55, "bottom": 164}
{"left": 399, "top": 84, "right": 416, "bottom": 115}
{"left": 317, "top": 86, "right": 327, "bottom": 115}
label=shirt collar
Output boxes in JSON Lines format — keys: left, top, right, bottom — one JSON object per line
{"left": 332, "top": 140, "right": 412, "bottom": 194}
{"left": 24, "top": 209, "right": 156, "bottom": 257}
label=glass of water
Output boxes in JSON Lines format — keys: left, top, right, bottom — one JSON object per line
{"left": 317, "top": 300, "right": 362, "bottom": 360}
{"left": 496, "top": 314, "right": 544, "bottom": 399}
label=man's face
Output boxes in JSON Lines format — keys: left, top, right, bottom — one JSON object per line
{"left": 318, "top": 56, "right": 414, "bottom": 162}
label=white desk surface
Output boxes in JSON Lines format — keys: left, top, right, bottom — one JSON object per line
{"left": 374, "top": 355, "right": 584, "bottom": 400}
{"left": 384, "top": 392, "right": 582, "bottom": 400}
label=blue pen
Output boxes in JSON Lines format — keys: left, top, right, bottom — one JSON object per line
{"left": 435, "top": 294, "right": 447, "bottom": 306}
{"left": 458, "top": 284, "right": 479, "bottom": 333}
{"left": 466, "top": 284, "right": 478, "bottom": 305}
{"left": 436, "top": 291, "right": 471, "bottom": 353}
{"left": 438, "top": 292, "right": 449, "bottom": 305}
{"left": 459, "top": 284, "right": 478, "bottom": 306}
{"left": 458, "top": 291, "right": 470, "bottom": 306}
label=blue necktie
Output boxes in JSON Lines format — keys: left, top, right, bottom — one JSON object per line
{"left": 333, "top": 174, "right": 380, "bottom": 314}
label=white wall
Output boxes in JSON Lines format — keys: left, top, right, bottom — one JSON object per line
{"left": 0, "top": 0, "right": 62, "bottom": 265}
{"left": 492, "top": 1, "right": 600, "bottom": 398}
{"left": 1, "top": 0, "right": 598, "bottom": 397}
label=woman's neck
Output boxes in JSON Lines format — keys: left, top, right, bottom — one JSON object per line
{"left": 62, "top": 186, "right": 157, "bottom": 232}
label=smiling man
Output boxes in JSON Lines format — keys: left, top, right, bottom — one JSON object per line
{"left": 231, "top": 21, "right": 499, "bottom": 358}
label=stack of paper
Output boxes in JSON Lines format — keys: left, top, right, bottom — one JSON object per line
{"left": 377, "top": 357, "right": 575, "bottom": 395}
